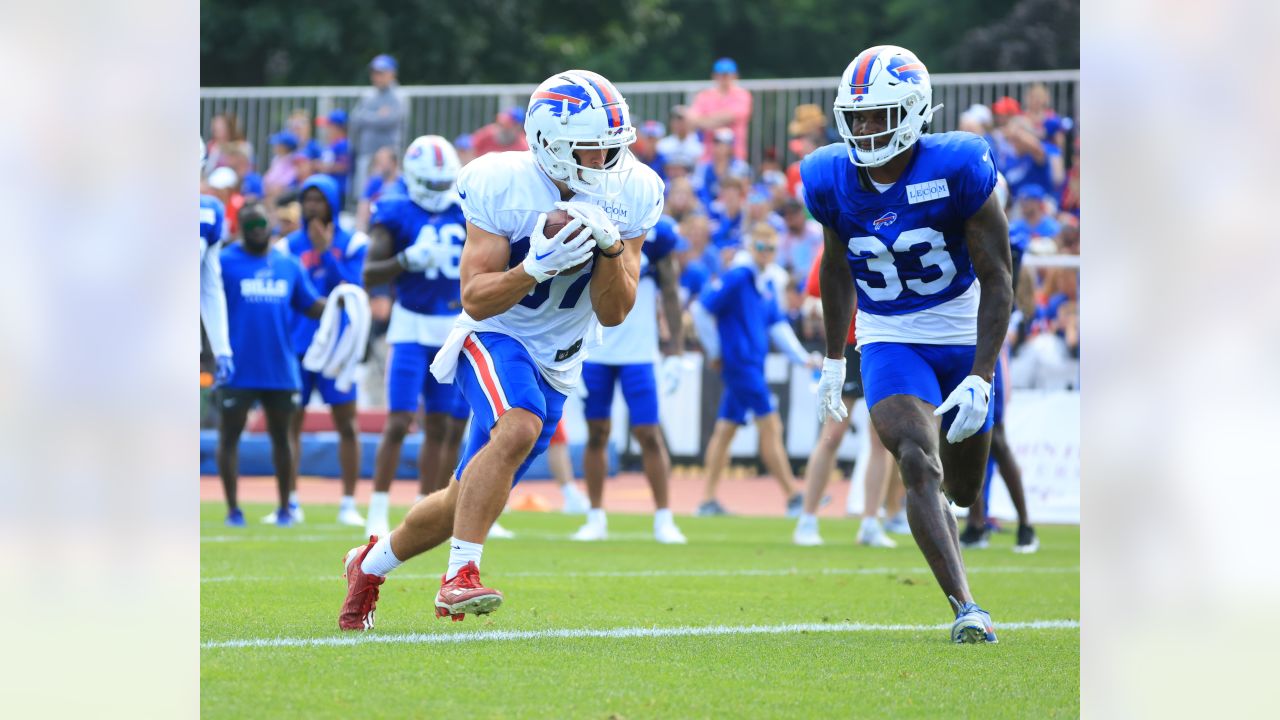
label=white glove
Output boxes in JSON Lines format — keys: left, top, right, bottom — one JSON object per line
{"left": 556, "top": 200, "right": 620, "bottom": 252}
{"left": 397, "top": 242, "right": 437, "bottom": 272}
{"left": 934, "top": 374, "right": 992, "bottom": 444}
{"left": 659, "top": 355, "right": 683, "bottom": 395}
{"left": 816, "top": 357, "right": 848, "bottom": 423}
{"left": 522, "top": 213, "right": 593, "bottom": 282}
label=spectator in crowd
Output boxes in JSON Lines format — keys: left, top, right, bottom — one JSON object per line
{"left": 958, "top": 103, "right": 996, "bottom": 155}
{"left": 678, "top": 214, "right": 715, "bottom": 300}
{"left": 708, "top": 175, "right": 748, "bottom": 256}
{"left": 262, "top": 131, "right": 300, "bottom": 207}
{"left": 990, "top": 96, "right": 1022, "bottom": 166}
{"left": 788, "top": 104, "right": 832, "bottom": 146}
{"left": 316, "top": 109, "right": 352, "bottom": 203}
{"left": 777, "top": 198, "right": 822, "bottom": 285}
{"left": 454, "top": 133, "right": 476, "bottom": 166}
{"left": 665, "top": 156, "right": 693, "bottom": 181}
{"left": 692, "top": 223, "right": 817, "bottom": 517}
{"left": 1023, "top": 82, "right": 1057, "bottom": 137}
{"left": 206, "top": 113, "right": 250, "bottom": 170}
{"left": 693, "top": 127, "right": 751, "bottom": 209}
{"left": 356, "top": 147, "right": 405, "bottom": 230}
{"left": 744, "top": 190, "right": 785, "bottom": 237}
{"left": 689, "top": 57, "right": 753, "bottom": 162}
{"left": 656, "top": 105, "right": 703, "bottom": 169}
{"left": 216, "top": 202, "right": 325, "bottom": 527}
{"left": 206, "top": 167, "right": 244, "bottom": 237}
{"left": 754, "top": 147, "right": 788, "bottom": 205}
{"left": 664, "top": 176, "right": 701, "bottom": 224}
{"left": 349, "top": 54, "right": 407, "bottom": 205}
{"left": 632, "top": 120, "right": 668, "bottom": 179}
{"left": 1059, "top": 136, "right": 1081, "bottom": 217}
{"left": 221, "top": 145, "right": 263, "bottom": 202}
{"left": 288, "top": 109, "right": 323, "bottom": 159}
{"left": 275, "top": 197, "right": 302, "bottom": 240}
{"left": 1009, "top": 184, "right": 1061, "bottom": 255}
{"left": 470, "top": 107, "right": 529, "bottom": 156}
{"left": 1057, "top": 215, "right": 1079, "bottom": 255}
{"left": 1000, "top": 114, "right": 1065, "bottom": 199}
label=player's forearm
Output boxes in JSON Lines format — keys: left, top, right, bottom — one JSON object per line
{"left": 362, "top": 257, "right": 404, "bottom": 287}
{"left": 660, "top": 285, "right": 685, "bottom": 353}
{"left": 819, "top": 253, "right": 853, "bottom": 359}
{"left": 972, "top": 278, "right": 1012, "bottom": 381}
{"left": 461, "top": 267, "right": 539, "bottom": 320}
{"left": 589, "top": 249, "right": 639, "bottom": 327}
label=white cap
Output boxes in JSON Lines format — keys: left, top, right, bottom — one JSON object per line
{"left": 960, "top": 103, "right": 993, "bottom": 127}
{"left": 713, "top": 127, "right": 735, "bottom": 144}
{"left": 207, "top": 166, "right": 238, "bottom": 190}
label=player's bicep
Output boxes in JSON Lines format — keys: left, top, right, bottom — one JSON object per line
{"left": 964, "top": 191, "right": 1013, "bottom": 286}
{"left": 459, "top": 221, "right": 513, "bottom": 287}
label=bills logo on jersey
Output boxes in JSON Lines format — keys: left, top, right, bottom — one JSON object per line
{"left": 873, "top": 211, "right": 898, "bottom": 230}
{"left": 530, "top": 85, "right": 592, "bottom": 119}
{"left": 886, "top": 56, "right": 927, "bottom": 84}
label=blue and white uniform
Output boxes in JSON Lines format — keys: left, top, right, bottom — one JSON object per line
{"left": 200, "top": 194, "right": 232, "bottom": 359}
{"left": 582, "top": 215, "right": 684, "bottom": 426}
{"left": 281, "top": 174, "right": 369, "bottom": 405}
{"left": 371, "top": 193, "right": 470, "bottom": 419}
{"left": 801, "top": 131, "right": 998, "bottom": 431}
{"left": 431, "top": 150, "right": 665, "bottom": 484}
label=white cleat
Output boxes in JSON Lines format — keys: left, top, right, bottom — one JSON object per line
{"left": 560, "top": 483, "right": 591, "bottom": 514}
{"left": 262, "top": 504, "right": 303, "bottom": 524}
{"left": 488, "top": 521, "right": 515, "bottom": 539}
{"left": 857, "top": 520, "right": 898, "bottom": 548}
{"left": 793, "top": 526, "right": 825, "bottom": 547}
{"left": 337, "top": 507, "right": 366, "bottom": 527}
{"left": 654, "top": 522, "right": 687, "bottom": 545}
{"left": 571, "top": 521, "right": 608, "bottom": 542}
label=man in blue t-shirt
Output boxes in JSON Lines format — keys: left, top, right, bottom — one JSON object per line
{"left": 218, "top": 203, "right": 325, "bottom": 528}
{"left": 691, "top": 224, "right": 818, "bottom": 517}
{"left": 805, "top": 46, "right": 1013, "bottom": 643}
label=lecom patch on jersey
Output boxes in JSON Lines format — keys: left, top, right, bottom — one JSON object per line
{"left": 906, "top": 179, "right": 950, "bottom": 204}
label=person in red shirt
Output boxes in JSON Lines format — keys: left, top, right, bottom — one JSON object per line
{"left": 469, "top": 107, "right": 529, "bottom": 157}
{"left": 792, "top": 247, "right": 902, "bottom": 548}
{"left": 689, "top": 58, "right": 753, "bottom": 162}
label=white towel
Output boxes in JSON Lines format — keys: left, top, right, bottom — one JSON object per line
{"left": 303, "top": 284, "right": 371, "bottom": 393}
{"left": 429, "top": 324, "right": 471, "bottom": 385}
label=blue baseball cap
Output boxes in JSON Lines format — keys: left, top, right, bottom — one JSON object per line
{"left": 713, "top": 57, "right": 738, "bottom": 75}
{"left": 369, "top": 54, "right": 398, "bottom": 72}
{"left": 454, "top": 133, "right": 473, "bottom": 151}
{"left": 270, "top": 131, "right": 298, "bottom": 150}
{"left": 325, "top": 109, "right": 347, "bottom": 126}
{"left": 640, "top": 120, "right": 666, "bottom": 138}
{"left": 503, "top": 106, "right": 526, "bottom": 125}
{"left": 1017, "top": 184, "right": 1046, "bottom": 202}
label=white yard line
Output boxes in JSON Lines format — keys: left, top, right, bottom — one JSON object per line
{"left": 201, "top": 565, "right": 1078, "bottom": 584}
{"left": 201, "top": 531, "right": 734, "bottom": 543}
{"left": 202, "top": 619, "right": 1079, "bottom": 649}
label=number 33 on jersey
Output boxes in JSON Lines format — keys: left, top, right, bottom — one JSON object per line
{"left": 801, "top": 132, "right": 997, "bottom": 345}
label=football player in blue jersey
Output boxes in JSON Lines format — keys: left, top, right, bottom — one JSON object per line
{"left": 218, "top": 203, "right": 326, "bottom": 527}
{"left": 200, "top": 139, "right": 234, "bottom": 388}
{"left": 281, "top": 174, "right": 369, "bottom": 526}
{"left": 805, "top": 46, "right": 1013, "bottom": 643}
{"left": 572, "top": 213, "right": 687, "bottom": 544}
{"left": 361, "top": 136, "right": 473, "bottom": 539}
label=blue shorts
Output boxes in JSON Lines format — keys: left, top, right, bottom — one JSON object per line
{"left": 717, "top": 371, "right": 775, "bottom": 425}
{"left": 386, "top": 342, "right": 470, "bottom": 419}
{"left": 453, "top": 332, "right": 567, "bottom": 486}
{"left": 299, "top": 355, "right": 357, "bottom": 406}
{"left": 860, "top": 342, "right": 995, "bottom": 434}
{"left": 581, "top": 362, "right": 660, "bottom": 426}
{"left": 992, "top": 355, "right": 1006, "bottom": 426}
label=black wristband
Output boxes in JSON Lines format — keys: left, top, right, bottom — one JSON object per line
{"left": 600, "top": 240, "right": 625, "bottom": 258}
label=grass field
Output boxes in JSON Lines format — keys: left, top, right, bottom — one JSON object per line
{"left": 201, "top": 501, "right": 1079, "bottom": 718}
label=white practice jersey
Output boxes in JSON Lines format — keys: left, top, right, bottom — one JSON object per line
{"left": 453, "top": 151, "right": 665, "bottom": 392}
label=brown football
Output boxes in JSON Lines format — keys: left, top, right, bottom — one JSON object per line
{"left": 541, "top": 208, "right": 593, "bottom": 276}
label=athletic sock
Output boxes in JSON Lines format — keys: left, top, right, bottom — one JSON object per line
{"left": 446, "top": 538, "right": 484, "bottom": 580}
{"left": 797, "top": 512, "right": 817, "bottom": 531}
{"left": 360, "top": 533, "right": 402, "bottom": 577}
{"left": 340, "top": 495, "right": 356, "bottom": 511}
{"left": 654, "top": 508, "right": 673, "bottom": 528}
{"left": 859, "top": 516, "right": 882, "bottom": 535}
{"left": 587, "top": 508, "right": 607, "bottom": 528}
{"left": 368, "top": 491, "right": 390, "bottom": 526}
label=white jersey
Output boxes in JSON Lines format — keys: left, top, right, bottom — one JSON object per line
{"left": 452, "top": 151, "right": 665, "bottom": 392}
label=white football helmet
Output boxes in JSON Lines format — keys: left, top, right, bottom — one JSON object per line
{"left": 403, "top": 135, "right": 461, "bottom": 212}
{"left": 525, "top": 70, "right": 636, "bottom": 198}
{"left": 833, "top": 45, "right": 942, "bottom": 167}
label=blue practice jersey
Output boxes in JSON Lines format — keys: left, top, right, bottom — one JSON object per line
{"left": 642, "top": 214, "right": 684, "bottom": 277}
{"left": 801, "top": 132, "right": 996, "bottom": 319}
{"left": 699, "top": 264, "right": 785, "bottom": 381}
{"left": 200, "top": 194, "right": 225, "bottom": 256}
{"left": 371, "top": 195, "right": 467, "bottom": 316}
{"left": 220, "top": 244, "right": 322, "bottom": 390}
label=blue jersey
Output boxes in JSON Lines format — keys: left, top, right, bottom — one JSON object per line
{"left": 801, "top": 132, "right": 996, "bottom": 318}
{"left": 200, "top": 194, "right": 225, "bottom": 255}
{"left": 642, "top": 214, "right": 684, "bottom": 279}
{"left": 371, "top": 195, "right": 467, "bottom": 316}
{"left": 700, "top": 264, "right": 785, "bottom": 381}
{"left": 220, "top": 244, "right": 322, "bottom": 390}
{"left": 284, "top": 175, "right": 368, "bottom": 352}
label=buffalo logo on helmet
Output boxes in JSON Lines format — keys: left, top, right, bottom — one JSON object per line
{"left": 886, "top": 56, "right": 927, "bottom": 84}
{"left": 529, "top": 85, "right": 593, "bottom": 119}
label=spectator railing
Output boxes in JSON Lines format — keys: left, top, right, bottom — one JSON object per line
{"left": 201, "top": 70, "right": 1078, "bottom": 171}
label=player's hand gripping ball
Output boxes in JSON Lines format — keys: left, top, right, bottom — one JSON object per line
{"left": 541, "top": 209, "right": 594, "bottom": 276}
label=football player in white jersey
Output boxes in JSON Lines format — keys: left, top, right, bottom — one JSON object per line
{"left": 339, "top": 70, "right": 664, "bottom": 629}
{"left": 200, "top": 138, "right": 234, "bottom": 389}
{"left": 572, "top": 214, "right": 687, "bottom": 544}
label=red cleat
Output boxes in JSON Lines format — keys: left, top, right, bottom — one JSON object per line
{"left": 339, "top": 536, "right": 386, "bottom": 631}
{"left": 434, "top": 561, "right": 503, "bottom": 622}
